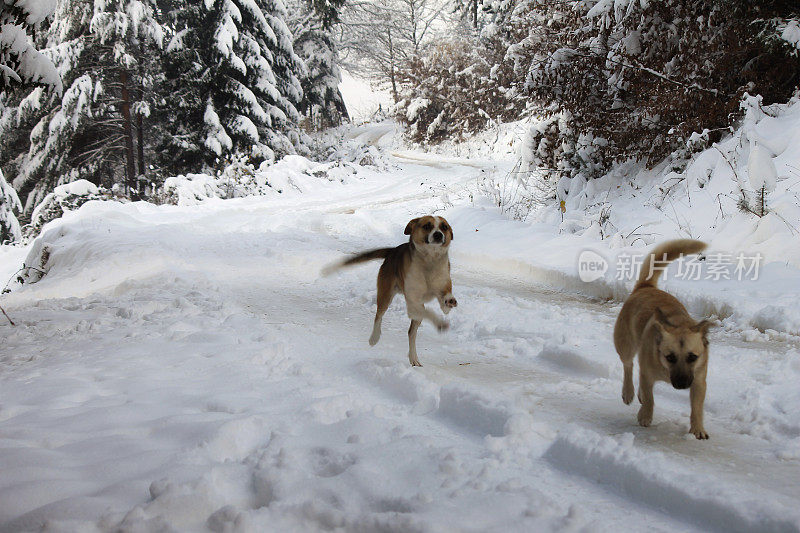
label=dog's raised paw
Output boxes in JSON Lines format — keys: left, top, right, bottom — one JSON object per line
{"left": 445, "top": 296, "right": 457, "bottom": 308}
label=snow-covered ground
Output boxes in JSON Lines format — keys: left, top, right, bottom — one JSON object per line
{"left": 1, "top": 131, "right": 800, "bottom": 532}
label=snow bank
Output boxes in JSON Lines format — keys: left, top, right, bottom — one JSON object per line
{"left": 456, "top": 94, "right": 800, "bottom": 336}
{"left": 161, "top": 155, "right": 374, "bottom": 206}
{"left": 538, "top": 94, "right": 800, "bottom": 266}
{"left": 162, "top": 173, "right": 224, "bottom": 206}
{"left": 443, "top": 204, "right": 800, "bottom": 337}
{"left": 52, "top": 179, "right": 98, "bottom": 198}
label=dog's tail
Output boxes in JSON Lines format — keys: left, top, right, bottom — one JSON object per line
{"left": 635, "top": 239, "right": 707, "bottom": 290}
{"left": 321, "top": 248, "right": 394, "bottom": 277}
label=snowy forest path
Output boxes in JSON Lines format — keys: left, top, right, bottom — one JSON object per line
{"left": 1, "top": 153, "right": 799, "bottom": 531}
{"left": 215, "top": 177, "right": 800, "bottom": 531}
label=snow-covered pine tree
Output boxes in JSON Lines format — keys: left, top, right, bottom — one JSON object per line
{"left": 0, "top": 0, "right": 163, "bottom": 216}
{"left": 90, "top": 0, "right": 164, "bottom": 194}
{"left": 0, "top": 0, "right": 61, "bottom": 93}
{"left": 304, "top": 0, "right": 343, "bottom": 29}
{"left": 288, "top": 0, "right": 348, "bottom": 129}
{"left": 0, "top": 167, "right": 22, "bottom": 243}
{"left": 156, "top": 0, "right": 308, "bottom": 177}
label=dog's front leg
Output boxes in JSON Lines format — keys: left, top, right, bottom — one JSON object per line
{"left": 637, "top": 375, "right": 655, "bottom": 427}
{"left": 407, "top": 301, "right": 449, "bottom": 332}
{"left": 621, "top": 363, "right": 635, "bottom": 405}
{"left": 438, "top": 291, "right": 458, "bottom": 315}
{"left": 408, "top": 320, "right": 422, "bottom": 366}
{"left": 689, "top": 379, "right": 709, "bottom": 439}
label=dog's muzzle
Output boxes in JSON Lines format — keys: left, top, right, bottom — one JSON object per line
{"left": 670, "top": 374, "right": 693, "bottom": 390}
{"left": 432, "top": 231, "right": 444, "bottom": 243}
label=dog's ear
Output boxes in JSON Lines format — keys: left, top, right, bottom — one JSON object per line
{"left": 404, "top": 218, "right": 420, "bottom": 235}
{"left": 692, "top": 319, "right": 713, "bottom": 346}
{"left": 691, "top": 319, "right": 713, "bottom": 334}
{"left": 652, "top": 320, "right": 665, "bottom": 345}
{"left": 654, "top": 307, "right": 673, "bottom": 327}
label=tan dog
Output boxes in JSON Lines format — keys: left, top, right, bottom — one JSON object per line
{"left": 324, "top": 216, "right": 457, "bottom": 366}
{"left": 613, "top": 239, "right": 712, "bottom": 439}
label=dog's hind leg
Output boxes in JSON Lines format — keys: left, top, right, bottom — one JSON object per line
{"left": 408, "top": 319, "right": 422, "bottom": 366}
{"left": 370, "top": 274, "right": 395, "bottom": 346}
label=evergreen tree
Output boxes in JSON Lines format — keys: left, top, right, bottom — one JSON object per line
{"left": 0, "top": 0, "right": 61, "bottom": 93}
{"left": 305, "top": 0, "right": 344, "bottom": 29}
{"left": 156, "top": 0, "right": 307, "bottom": 177}
{"left": 0, "top": 168, "right": 21, "bottom": 243}
{"left": 288, "top": 0, "right": 348, "bottom": 129}
{"left": 0, "top": 0, "right": 163, "bottom": 215}
{"left": 91, "top": 0, "right": 164, "bottom": 194}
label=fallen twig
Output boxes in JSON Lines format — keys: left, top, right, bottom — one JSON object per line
{"left": 0, "top": 304, "right": 14, "bottom": 326}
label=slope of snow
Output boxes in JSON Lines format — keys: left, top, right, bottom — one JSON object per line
{"left": 534, "top": 95, "right": 800, "bottom": 271}
{"left": 1, "top": 148, "right": 799, "bottom": 531}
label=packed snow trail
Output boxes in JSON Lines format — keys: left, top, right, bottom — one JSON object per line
{"left": 1, "top": 157, "right": 799, "bottom": 532}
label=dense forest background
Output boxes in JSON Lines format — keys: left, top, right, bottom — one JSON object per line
{"left": 1, "top": 0, "right": 799, "bottom": 242}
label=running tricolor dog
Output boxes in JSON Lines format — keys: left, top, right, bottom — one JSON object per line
{"left": 323, "top": 216, "right": 457, "bottom": 366}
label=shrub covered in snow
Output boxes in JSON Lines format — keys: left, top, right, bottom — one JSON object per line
{"left": 158, "top": 154, "right": 368, "bottom": 206}
{"left": 517, "top": 93, "right": 800, "bottom": 272}
{"left": 25, "top": 179, "right": 117, "bottom": 238}
{"left": 311, "top": 128, "right": 393, "bottom": 171}
{"left": 507, "top": 0, "right": 800, "bottom": 182}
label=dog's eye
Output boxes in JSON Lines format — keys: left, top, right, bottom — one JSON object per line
{"left": 687, "top": 352, "right": 698, "bottom": 363}
{"left": 440, "top": 224, "right": 449, "bottom": 231}
{"left": 665, "top": 353, "right": 677, "bottom": 364}
{"left": 423, "top": 223, "right": 433, "bottom": 231}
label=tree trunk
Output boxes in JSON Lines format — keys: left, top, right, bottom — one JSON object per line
{"left": 388, "top": 28, "right": 398, "bottom": 103}
{"left": 136, "top": 41, "right": 145, "bottom": 190}
{"left": 137, "top": 112, "right": 144, "bottom": 180}
{"left": 119, "top": 69, "right": 136, "bottom": 197}
{"left": 335, "top": 88, "right": 350, "bottom": 121}
{"left": 472, "top": 0, "right": 478, "bottom": 29}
